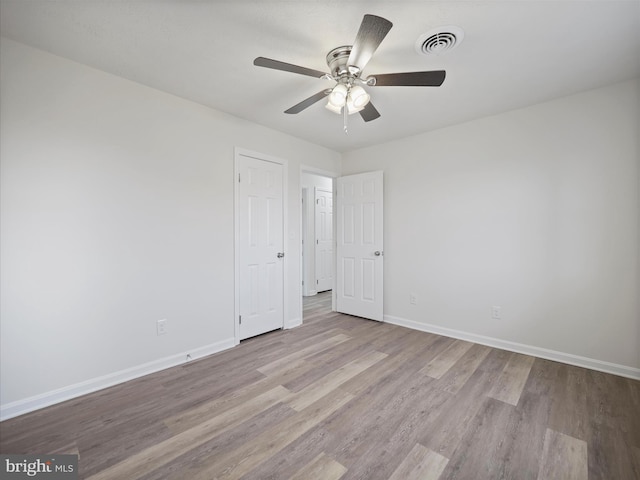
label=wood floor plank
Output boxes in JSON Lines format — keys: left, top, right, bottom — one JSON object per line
{"left": 0, "top": 374, "right": 172, "bottom": 453}
{"left": 441, "top": 394, "right": 547, "bottom": 480}
{"left": 324, "top": 365, "right": 449, "bottom": 479}
{"left": 588, "top": 421, "right": 639, "bottom": 480}
{"left": 163, "top": 357, "right": 313, "bottom": 434}
{"left": 164, "top": 333, "right": 351, "bottom": 434}
{"left": 138, "top": 403, "right": 297, "bottom": 480}
{"left": 388, "top": 443, "right": 449, "bottom": 480}
{"left": 86, "top": 385, "right": 291, "bottom": 480}
{"left": 257, "top": 333, "right": 351, "bottom": 375}
{"left": 286, "top": 350, "right": 387, "bottom": 411}
{"left": 420, "top": 360, "right": 504, "bottom": 458}
{"left": 622, "top": 379, "right": 640, "bottom": 448}
{"left": 537, "top": 428, "right": 588, "bottom": 480}
{"left": 77, "top": 419, "right": 173, "bottom": 477}
{"left": 288, "top": 452, "right": 347, "bottom": 480}
{"left": 593, "top": 368, "right": 640, "bottom": 447}
{"left": 632, "top": 445, "right": 640, "bottom": 478}
{"left": 518, "top": 358, "right": 555, "bottom": 413}
{"left": 439, "top": 397, "right": 513, "bottom": 480}
{"left": 501, "top": 392, "right": 549, "bottom": 479}
{"left": 339, "top": 333, "right": 448, "bottom": 397}
{"left": 547, "top": 362, "right": 588, "bottom": 440}
{"left": 51, "top": 442, "right": 80, "bottom": 457}
{"left": 436, "top": 343, "right": 491, "bottom": 395}
{"left": 370, "top": 327, "right": 420, "bottom": 356}
{"left": 186, "top": 388, "right": 354, "bottom": 480}
{"left": 488, "top": 352, "right": 535, "bottom": 405}
{"left": 585, "top": 369, "right": 640, "bottom": 479}
{"left": 282, "top": 340, "right": 380, "bottom": 393}
{"left": 345, "top": 391, "right": 450, "bottom": 479}
{"left": 419, "top": 339, "right": 474, "bottom": 379}
{"left": 237, "top": 425, "right": 338, "bottom": 480}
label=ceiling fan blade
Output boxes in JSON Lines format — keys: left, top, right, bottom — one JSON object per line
{"left": 359, "top": 101, "right": 381, "bottom": 122}
{"left": 347, "top": 14, "right": 393, "bottom": 72}
{"left": 370, "top": 70, "right": 446, "bottom": 87}
{"left": 254, "top": 57, "right": 327, "bottom": 78}
{"left": 284, "top": 89, "right": 331, "bottom": 114}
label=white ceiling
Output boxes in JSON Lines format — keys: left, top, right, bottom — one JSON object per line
{"left": 1, "top": 1, "right": 639, "bottom": 152}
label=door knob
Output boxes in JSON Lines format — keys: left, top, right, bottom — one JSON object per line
{"left": 277, "top": 252, "right": 285, "bottom": 258}
{"left": 374, "top": 251, "right": 381, "bottom": 256}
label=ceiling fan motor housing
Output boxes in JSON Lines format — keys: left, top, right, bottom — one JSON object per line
{"left": 326, "top": 45, "right": 355, "bottom": 79}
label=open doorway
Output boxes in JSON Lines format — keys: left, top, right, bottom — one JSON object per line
{"left": 301, "top": 172, "right": 334, "bottom": 299}
{"left": 300, "top": 168, "right": 384, "bottom": 324}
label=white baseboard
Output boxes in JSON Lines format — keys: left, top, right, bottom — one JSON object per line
{"left": 0, "top": 337, "right": 236, "bottom": 422}
{"left": 384, "top": 315, "right": 640, "bottom": 381}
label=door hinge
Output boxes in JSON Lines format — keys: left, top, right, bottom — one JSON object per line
{"left": 316, "top": 199, "right": 319, "bottom": 204}
{"left": 239, "top": 315, "right": 242, "bottom": 325}
{"left": 317, "top": 280, "right": 319, "bottom": 284}
{"left": 238, "top": 173, "right": 241, "bottom": 183}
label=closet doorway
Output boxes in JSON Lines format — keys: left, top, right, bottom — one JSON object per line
{"left": 301, "top": 172, "right": 334, "bottom": 297}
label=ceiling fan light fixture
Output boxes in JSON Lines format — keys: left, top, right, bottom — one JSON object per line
{"left": 325, "top": 102, "right": 343, "bottom": 114}
{"left": 349, "top": 85, "right": 370, "bottom": 108}
{"left": 346, "top": 97, "right": 365, "bottom": 115}
{"left": 328, "top": 83, "right": 348, "bottom": 107}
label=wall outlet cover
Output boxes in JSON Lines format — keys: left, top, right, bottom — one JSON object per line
{"left": 157, "top": 319, "right": 168, "bottom": 335}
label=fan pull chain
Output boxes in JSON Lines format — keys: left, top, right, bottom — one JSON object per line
{"left": 343, "top": 102, "right": 348, "bottom": 135}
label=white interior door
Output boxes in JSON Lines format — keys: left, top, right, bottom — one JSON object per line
{"left": 238, "top": 154, "right": 284, "bottom": 340}
{"left": 336, "top": 171, "right": 384, "bottom": 321}
{"left": 315, "top": 187, "right": 333, "bottom": 293}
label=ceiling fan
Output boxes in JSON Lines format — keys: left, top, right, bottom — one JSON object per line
{"left": 253, "top": 14, "right": 446, "bottom": 128}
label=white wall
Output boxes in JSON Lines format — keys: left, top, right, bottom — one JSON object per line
{"left": 0, "top": 38, "right": 340, "bottom": 416}
{"left": 301, "top": 173, "right": 333, "bottom": 296}
{"left": 343, "top": 78, "right": 640, "bottom": 373}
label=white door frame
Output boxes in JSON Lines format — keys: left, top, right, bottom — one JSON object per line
{"left": 299, "top": 165, "right": 340, "bottom": 323}
{"left": 301, "top": 187, "right": 312, "bottom": 297}
{"left": 234, "top": 147, "right": 288, "bottom": 345}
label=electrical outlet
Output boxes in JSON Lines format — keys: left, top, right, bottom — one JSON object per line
{"left": 409, "top": 293, "right": 417, "bottom": 305}
{"left": 157, "top": 319, "right": 167, "bottom": 336}
{"left": 491, "top": 306, "right": 501, "bottom": 320}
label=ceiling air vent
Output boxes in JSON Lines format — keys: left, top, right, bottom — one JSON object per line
{"left": 415, "top": 26, "right": 464, "bottom": 55}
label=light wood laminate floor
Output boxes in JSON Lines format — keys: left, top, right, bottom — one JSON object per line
{"left": 1, "top": 291, "right": 639, "bottom": 479}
